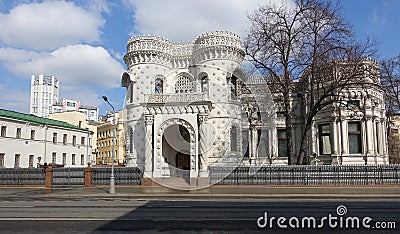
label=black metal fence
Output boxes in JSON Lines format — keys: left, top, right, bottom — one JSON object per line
{"left": 0, "top": 167, "right": 143, "bottom": 186}
{"left": 1, "top": 165, "right": 400, "bottom": 186}
{"left": 53, "top": 168, "right": 85, "bottom": 187}
{"left": 92, "top": 167, "right": 143, "bottom": 186}
{"left": 0, "top": 168, "right": 45, "bottom": 186}
{"left": 209, "top": 165, "right": 400, "bottom": 185}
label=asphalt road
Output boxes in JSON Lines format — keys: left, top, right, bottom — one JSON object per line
{"left": 0, "top": 197, "right": 399, "bottom": 233}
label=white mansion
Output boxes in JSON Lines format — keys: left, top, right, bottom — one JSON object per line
{"left": 121, "top": 31, "right": 388, "bottom": 185}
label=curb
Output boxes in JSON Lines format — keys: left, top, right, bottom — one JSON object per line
{"left": 1, "top": 186, "right": 399, "bottom": 199}
{"left": 7, "top": 193, "right": 400, "bottom": 199}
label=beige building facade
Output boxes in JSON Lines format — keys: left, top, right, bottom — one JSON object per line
{"left": 96, "top": 109, "right": 127, "bottom": 165}
{"left": 49, "top": 111, "right": 98, "bottom": 165}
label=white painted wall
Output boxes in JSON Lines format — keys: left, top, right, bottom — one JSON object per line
{"left": 0, "top": 117, "right": 92, "bottom": 168}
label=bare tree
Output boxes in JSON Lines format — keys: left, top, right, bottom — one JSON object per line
{"left": 244, "top": 0, "right": 309, "bottom": 164}
{"left": 245, "top": 0, "right": 377, "bottom": 165}
{"left": 380, "top": 55, "right": 400, "bottom": 164}
{"left": 380, "top": 55, "right": 400, "bottom": 115}
{"left": 295, "top": 0, "right": 377, "bottom": 164}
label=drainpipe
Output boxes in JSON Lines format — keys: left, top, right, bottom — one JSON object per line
{"left": 44, "top": 124, "right": 48, "bottom": 164}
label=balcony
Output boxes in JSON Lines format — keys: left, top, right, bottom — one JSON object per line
{"left": 145, "top": 93, "right": 207, "bottom": 104}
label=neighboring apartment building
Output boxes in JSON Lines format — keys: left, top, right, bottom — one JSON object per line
{"left": 30, "top": 74, "right": 59, "bottom": 118}
{"left": 0, "top": 109, "right": 92, "bottom": 168}
{"left": 247, "top": 58, "right": 388, "bottom": 165}
{"left": 388, "top": 114, "right": 400, "bottom": 164}
{"left": 30, "top": 75, "right": 98, "bottom": 121}
{"left": 52, "top": 98, "right": 99, "bottom": 122}
{"left": 49, "top": 111, "right": 100, "bottom": 165}
{"left": 96, "top": 109, "right": 126, "bottom": 165}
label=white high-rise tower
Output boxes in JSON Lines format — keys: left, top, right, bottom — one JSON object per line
{"left": 30, "top": 74, "right": 59, "bottom": 118}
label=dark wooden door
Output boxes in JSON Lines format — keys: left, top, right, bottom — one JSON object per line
{"left": 176, "top": 152, "right": 190, "bottom": 170}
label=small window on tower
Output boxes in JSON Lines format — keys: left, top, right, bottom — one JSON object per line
{"left": 155, "top": 78, "right": 163, "bottom": 94}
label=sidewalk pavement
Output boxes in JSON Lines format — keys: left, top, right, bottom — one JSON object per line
{"left": 1, "top": 185, "right": 400, "bottom": 199}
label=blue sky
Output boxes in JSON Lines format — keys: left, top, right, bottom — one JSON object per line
{"left": 0, "top": 0, "right": 399, "bottom": 116}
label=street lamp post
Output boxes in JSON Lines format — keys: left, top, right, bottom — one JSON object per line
{"left": 102, "top": 96, "right": 116, "bottom": 194}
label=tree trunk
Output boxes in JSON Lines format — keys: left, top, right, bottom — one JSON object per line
{"left": 297, "top": 123, "right": 312, "bottom": 165}
{"left": 284, "top": 99, "right": 294, "bottom": 165}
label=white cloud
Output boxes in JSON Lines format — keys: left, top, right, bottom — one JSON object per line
{"left": 124, "top": 0, "right": 293, "bottom": 42}
{"left": 0, "top": 1, "right": 105, "bottom": 51}
{"left": 0, "top": 84, "right": 30, "bottom": 112}
{"left": 110, "top": 49, "right": 123, "bottom": 60}
{"left": 0, "top": 44, "right": 125, "bottom": 106}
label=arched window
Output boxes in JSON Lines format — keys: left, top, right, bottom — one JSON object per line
{"left": 155, "top": 77, "right": 163, "bottom": 94}
{"left": 231, "top": 126, "right": 238, "bottom": 152}
{"left": 200, "top": 73, "right": 208, "bottom": 93}
{"left": 175, "top": 75, "right": 193, "bottom": 93}
{"left": 230, "top": 76, "right": 237, "bottom": 100}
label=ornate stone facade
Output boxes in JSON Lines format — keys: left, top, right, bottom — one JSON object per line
{"left": 121, "top": 31, "right": 388, "bottom": 186}
{"left": 303, "top": 59, "right": 389, "bottom": 165}
{"left": 122, "top": 31, "right": 245, "bottom": 186}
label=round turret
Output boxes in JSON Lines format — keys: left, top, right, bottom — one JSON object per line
{"left": 124, "top": 35, "right": 173, "bottom": 70}
{"left": 192, "top": 30, "right": 245, "bottom": 66}
{"left": 194, "top": 30, "right": 242, "bottom": 50}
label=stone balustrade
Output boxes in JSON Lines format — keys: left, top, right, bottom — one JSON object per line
{"left": 194, "top": 30, "right": 242, "bottom": 51}
{"left": 145, "top": 93, "right": 207, "bottom": 104}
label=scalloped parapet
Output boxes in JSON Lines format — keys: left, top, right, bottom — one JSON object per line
{"left": 170, "top": 42, "right": 193, "bottom": 57}
{"left": 127, "top": 35, "right": 172, "bottom": 54}
{"left": 194, "top": 30, "right": 242, "bottom": 51}
{"left": 124, "top": 31, "right": 244, "bottom": 69}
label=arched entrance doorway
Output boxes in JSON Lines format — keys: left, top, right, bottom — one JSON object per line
{"left": 162, "top": 124, "right": 191, "bottom": 176}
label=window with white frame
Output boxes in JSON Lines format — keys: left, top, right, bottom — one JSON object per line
{"left": 14, "top": 154, "right": 20, "bottom": 168}
{"left": 52, "top": 152, "right": 56, "bottom": 164}
{"left": 257, "top": 129, "right": 269, "bottom": 157}
{"left": 63, "top": 134, "right": 67, "bottom": 145}
{"left": 1, "top": 126, "right": 6, "bottom": 137}
{"left": 53, "top": 133, "right": 57, "bottom": 144}
{"left": 348, "top": 122, "right": 362, "bottom": 154}
{"left": 62, "top": 153, "right": 66, "bottom": 165}
{"left": 277, "top": 129, "right": 287, "bottom": 157}
{"left": 30, "top": 130, "right": 35, "bottom": 140}
{"left": 29, "top": 155, "right": 34, "bottom": 167}
{"left": 319, "top": 124, "right": 331, "bottom": 155}
{"left": 16, "top": 128, "right": 21, "bottom": 139}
